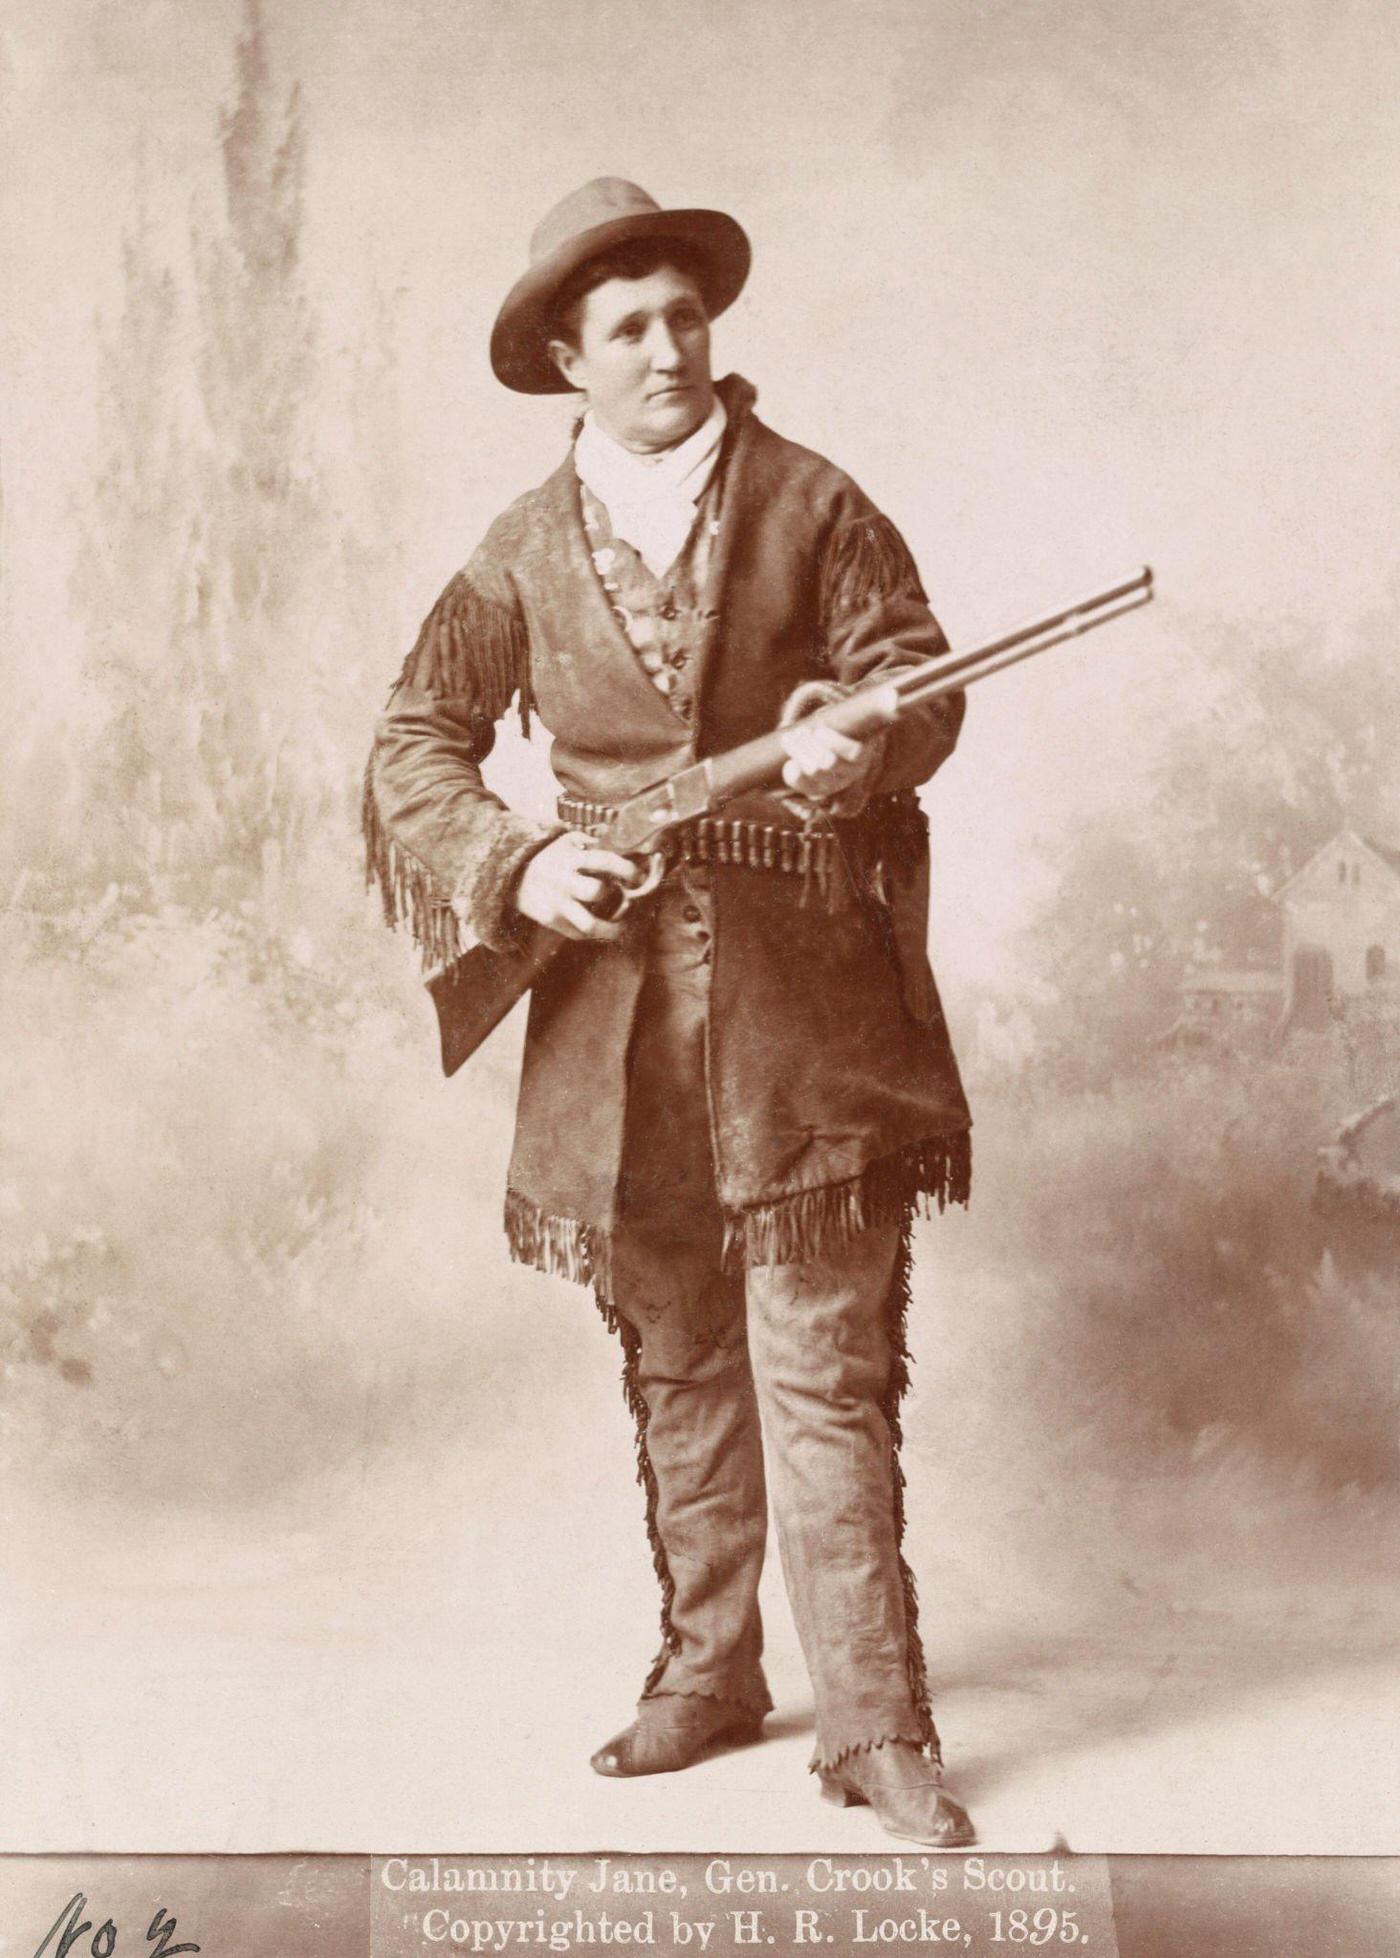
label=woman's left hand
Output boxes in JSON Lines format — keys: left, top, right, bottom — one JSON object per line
{"left": 779, "top": 720, "right": 884, "bottom": 810}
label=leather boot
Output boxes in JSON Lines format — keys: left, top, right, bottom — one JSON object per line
{"left": 591, "top": 1696, "right": 766, "bottom": 1777}
{"left": 818, "top": 1740, "right": 976, "bottom": 1848}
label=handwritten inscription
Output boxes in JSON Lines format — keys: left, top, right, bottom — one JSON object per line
{"left": 32, "top": 1893, "right": 199, "bottom": 1958}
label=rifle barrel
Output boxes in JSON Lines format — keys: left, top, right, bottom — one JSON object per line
{"left": 891, "top": 564, "right": 1153, "bottom": 702}
{"left": 703, "top": 566, "right": 1153, "bottom": 808}
{"left": 896, "top": 576, "right": 1154, "bottom": 706}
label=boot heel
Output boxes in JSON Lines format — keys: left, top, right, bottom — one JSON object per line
{"left": 818, "top": 1771, "right": 866, "bottom": 1809}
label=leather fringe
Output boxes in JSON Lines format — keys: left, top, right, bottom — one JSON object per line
{"left": 360, "top": 758, "right": 466, "bottom": 969}
{"left": 502, "top": 1135, "right": 970, "bottom": 1297}
{"left": 395, "top": 570, "right": 534, "bottom": 738}
{"left": 881, "top": 1212, "right": 942, "bottom": 1765}
{"left": 822, "top": 512, "right": 927, "bottom": 623}
{"left": 363, "top": 572, "right": 534, "bottom": 963}
{"left": 503, "top": 1188, "right": 614, "bottom": 1303}
{"left": 590, "top": 1284, "right": 681, "bottom": 1698}
{"left": 722, "top": 1130, "right": 971, "bottom": 1271}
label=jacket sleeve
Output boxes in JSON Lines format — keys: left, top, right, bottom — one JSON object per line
{"left": 362, "top": 547, "right": 563, "bottom": 963}
{"left": 818, "top": 506, "right": 966, "bottom": 805}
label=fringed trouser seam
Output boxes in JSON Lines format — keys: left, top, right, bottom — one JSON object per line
{"left": 591, "top": 1284, "right": 680, "bottom": 1695}
{"left": 870, "top": 1208, "right": 940, "bottom": 1770}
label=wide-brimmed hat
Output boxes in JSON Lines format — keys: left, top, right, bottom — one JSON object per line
{"left": 490, "top": 177, "right": 750, "bottom": 395}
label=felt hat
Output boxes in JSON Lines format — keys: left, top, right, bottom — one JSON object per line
{"left": 490, "top": 177, "right": 750, "bottom": 395}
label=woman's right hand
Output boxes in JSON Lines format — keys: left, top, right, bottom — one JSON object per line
{"left": 513, "top": 832, "right": 643, "bottom": 942}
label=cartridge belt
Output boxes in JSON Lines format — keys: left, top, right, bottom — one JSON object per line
{"left": 556, "top": 795, "right": 841, "bottom": 883}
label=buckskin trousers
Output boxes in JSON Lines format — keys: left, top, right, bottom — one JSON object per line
{"left": 604, "top": 868, "right": 936, "bottom": 1771}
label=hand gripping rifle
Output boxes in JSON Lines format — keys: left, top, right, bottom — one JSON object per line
{"left": 425, "top": 565, "right": 1154, "bottom": 1075}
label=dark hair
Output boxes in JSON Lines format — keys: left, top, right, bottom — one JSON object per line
{"left": 547, "top": 236, "right": 710, "bottom": 349}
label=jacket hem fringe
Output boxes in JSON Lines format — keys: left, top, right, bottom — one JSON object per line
{"left": 504, "top": 1189, "right": 616, "bottom": 1302}
{"left": 721, "top": 1129, "right": 971, "bottom": 1270}
{"left": 501, "top": 1132, "right": 970, "bottom": 1299}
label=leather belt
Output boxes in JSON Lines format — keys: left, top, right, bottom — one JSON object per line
{"left": 556, "top": 795, "right": 840, "bottom": 884}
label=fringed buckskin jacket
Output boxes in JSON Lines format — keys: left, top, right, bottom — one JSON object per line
{"left": 364, "top": 376, "right": 971, "bottom": 1297}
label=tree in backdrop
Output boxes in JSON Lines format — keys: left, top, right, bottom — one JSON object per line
{"left": 1, "top": 0, "right": 412, "bottom": 1421}
{"left": 59, "top": 0, "right": 398, "bottom": 930}
{"left": 1025, "top": 612, "right": 1400, "bottom": 1083}
{"left": 65, "top": 184, "right": 201, "bottom": 900}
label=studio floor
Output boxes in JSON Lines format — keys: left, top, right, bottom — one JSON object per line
{"left": 4, "top": 1244, "right": 1396, "bottom": 1857}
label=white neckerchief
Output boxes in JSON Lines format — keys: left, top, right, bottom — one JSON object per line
{"left": 574, "top": 396, "right": 727, "bottom": 578}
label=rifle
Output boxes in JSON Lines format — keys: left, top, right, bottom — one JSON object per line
{"left": 425, "top": 565, "right": 1154, "bottom": 1075}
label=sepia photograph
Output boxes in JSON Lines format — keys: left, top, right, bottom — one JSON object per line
{"left": 2, "top": 0, "right": 1397, "bottom": 1928}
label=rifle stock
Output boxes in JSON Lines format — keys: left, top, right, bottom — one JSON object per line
{"left": 426, "top": 927, "right": 561, "bottom": 1079}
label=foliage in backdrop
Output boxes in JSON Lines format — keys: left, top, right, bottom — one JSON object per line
{"left": 2, "top": 4, "right": 1395, "bottom": 1551}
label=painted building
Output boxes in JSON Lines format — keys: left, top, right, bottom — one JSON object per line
{"left": 1274, "top": 830, "right": 1400, "bottom": 1029}
{"left": 1162, "top": 828, "right": 1400, "bottom": 1054}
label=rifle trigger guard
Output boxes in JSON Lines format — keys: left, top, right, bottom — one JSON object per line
{"left": 615, "top": 850, "right": 666, "bottom": 913}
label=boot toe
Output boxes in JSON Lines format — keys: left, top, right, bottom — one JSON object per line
{"left": 819, "top": 1743, "right": 977, "bottom": 1849}
{"left": 589, "top": 1702, "right": 764, "bottom": 1778}
{"left": 589, "top": 1733, "right": 634, "bottom": 1778}
{"left": 915, "top": 1792, "right": 976, "bottom": 1849}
